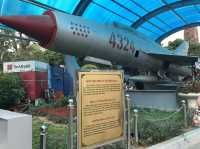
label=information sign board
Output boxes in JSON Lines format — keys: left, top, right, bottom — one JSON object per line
{"left": 77, "top": 71, "right": 125, "bottom": 149}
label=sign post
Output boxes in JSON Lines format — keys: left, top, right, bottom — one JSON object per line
{"left": 77, "top": 71, "right": 125, "bottom": 149}
{"left": 68, "top": 98, "right": 75, "bottom": 149}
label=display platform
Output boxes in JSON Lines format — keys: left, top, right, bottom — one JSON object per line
{"left": 0, "top": 110, "right": 32, "bottom": 149}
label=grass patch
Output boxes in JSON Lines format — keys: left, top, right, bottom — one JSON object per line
{"left": 32, "top": 108, "right": 187, "bottom": 148}
{"left": 131, "top": 108, "right": 185, "bottom": 146}
{"left": 32, "top": 117, "right": 67, "bottom": 149}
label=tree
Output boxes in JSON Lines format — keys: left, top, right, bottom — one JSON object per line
{"left": 0, "top": 29, "right": 64, "bottom": 66}
{"left": 27, "top": 43, "right": 64, "bottom": 65}
{"left": 165, "top": 38, "right": 200, "bottom": 56}
{"left": 166, "top": 39, "right": 184, "bottom": 50}
{"left": 0, "top": 73, "right": 25, "bottom": 109}
{"left": 188, "top": 43, "right": 200, "bottom": 56}
{"left": 43, "top": 49, "right": 64, "bottom": 65}
{"left": 0, "top": 30, "right": 15, "bottom": 63}
{"left": 0, "top": 29, "right": 31, "bottom": 63}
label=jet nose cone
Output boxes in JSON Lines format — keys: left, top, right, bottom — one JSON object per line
{"left": 0, "top": 12, "right": 57, "bottom": 47}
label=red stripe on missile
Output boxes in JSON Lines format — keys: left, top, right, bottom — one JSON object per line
{"left": 0, "top": 11, "right": 57, "bottom": 47}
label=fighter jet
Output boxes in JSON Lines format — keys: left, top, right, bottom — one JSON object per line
{"left": 0, "top": 10, "right": 197, "bottom": 79}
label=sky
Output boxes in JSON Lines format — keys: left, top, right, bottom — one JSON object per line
{"left": 161, "top": 27, "right": 200, "bottom": 46}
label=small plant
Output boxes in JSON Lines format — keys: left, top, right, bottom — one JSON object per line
{"left": 47, "top": 114, "right": 68, "bottom": 124}
{"left": 178, "top": 81, "right": 200, "bottom": 93}
{"left": 53, "top": 96, "right": 69, "bottom": 107}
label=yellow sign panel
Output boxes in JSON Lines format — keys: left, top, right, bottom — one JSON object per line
{"left": 77, "top": 71, "right": 124, "bottom": 149}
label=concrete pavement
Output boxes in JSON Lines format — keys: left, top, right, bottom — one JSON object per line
{"left": 147, "top": 128, "right": 200, "bottom": 149}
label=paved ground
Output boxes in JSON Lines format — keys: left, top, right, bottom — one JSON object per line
{"left": 189, "top": 143, "right": 200, "bottom": 149}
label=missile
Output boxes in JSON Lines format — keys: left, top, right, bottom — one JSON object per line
{"left": 0, "top": 11, "right": 197, "bottom": 76}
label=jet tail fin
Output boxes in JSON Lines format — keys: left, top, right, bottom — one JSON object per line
{"left": 174, "top": 41, "right": 189, "bottom": 56}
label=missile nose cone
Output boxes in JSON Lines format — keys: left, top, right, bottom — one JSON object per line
{"left": 0, "top": 11, "right": 57, "bottom": 47}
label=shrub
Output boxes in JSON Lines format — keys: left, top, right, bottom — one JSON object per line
{"left": 53, "top": 96, "right": 75, "bottom": 108}
{"left": 0, "top": 73, "right": 25, "bottom": 109}
{"left": 34, "top": 98, "right": 47, "bottom": 107}
{"left": 0, "top": 64, "right": 2, "bottom": 73}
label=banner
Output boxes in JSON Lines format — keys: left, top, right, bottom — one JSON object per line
{"left": 3, "top": 61, "right": 48, "bottom": 73}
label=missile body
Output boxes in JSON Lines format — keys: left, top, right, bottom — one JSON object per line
{"left": 0, "top": 11, "right": 193, "bottom": 76}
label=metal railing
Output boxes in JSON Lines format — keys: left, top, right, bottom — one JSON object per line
{"left": 38, "top": 95, "right": 188, "bottom": 149}
{"left": 130, "top": 99, "right": 187, "bottom": 145}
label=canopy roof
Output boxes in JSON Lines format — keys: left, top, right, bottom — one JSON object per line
{"left": 0, "top": 0, "right": 200, "bottom": 43}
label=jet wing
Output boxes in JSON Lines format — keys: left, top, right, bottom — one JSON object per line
{"left": 148, "top": 53, "right": 198, "bottom": 66}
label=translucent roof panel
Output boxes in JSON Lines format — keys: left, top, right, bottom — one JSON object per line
{"left": 114, "top": 0, "right": 147, "bottom": 16}
{"left": 137, "top": 27, "right": 159, "bottom": 40}
{"left": 175, "top": 5, "right": 200, "bottom": 23}
{"left": 129, "top": 0, "right": 164, "bottom": 11}
{"left": 156, "top": 11, "right": 185, "bottom": 28}
{"left": 0, "top": 0, "right": 45, "bottom": 15}
{"left": 82, "top": 0, "right": 200, "bottom": 42}
{"left": 148, "top": 18, "right": 172, "bottom": 32}
{"left": 0, "top": 0, "right": 200, "bottom": 43}
{"left": 83, "top": 3, "right": 132, "bottom": 26}
{"left": 155, "top": 19, "right": 200, "bottom": 42}
{"left": 35, "top": 0, "right": 80, "bottom": 14}
{"left": 141, "top": 22, "right": 165, "bottom": 35}
{"left": 88, "top": 0, "right": 140, "bottom": 22}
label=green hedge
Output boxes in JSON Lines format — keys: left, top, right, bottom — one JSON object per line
{"left": 0, "top": 73, "right": 25, "bottom": 109}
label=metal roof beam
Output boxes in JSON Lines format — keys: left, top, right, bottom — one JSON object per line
{"left": 129, "top": 0, "right": 172, "bottom": 29}
{"left": 129, "top": 0, "right": 149, "bottom": 12}
{"left": 141, "top": 26, "right": 160, "bottom": 36}
{"left": 111, "top": 0, "right": 166, "bottom": 32}
{"left": 161, "top": 0, "right": 188, "bottom": 24}
{"left": 132, "top": 0, "right": 200, "bottom": 28}
{"left": 18, "top": 0, "right": 68, "bottom": 13}
{"left": 73, "top": 0, "right": 92, "bottom": 16}
{"left": 111, "top": 0, "right": 141, "bottom": 18}
{"left": 93, "top": 1, "right": 163, "bottom": 34}
{"left": 155, "top": 22, "right": 200, "bottom": 43}
{"left": 92, "top": 1, "right": 133, "bottom": 23}
{"left": 170, "top": 10, "right": 188, "bottom": 24}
